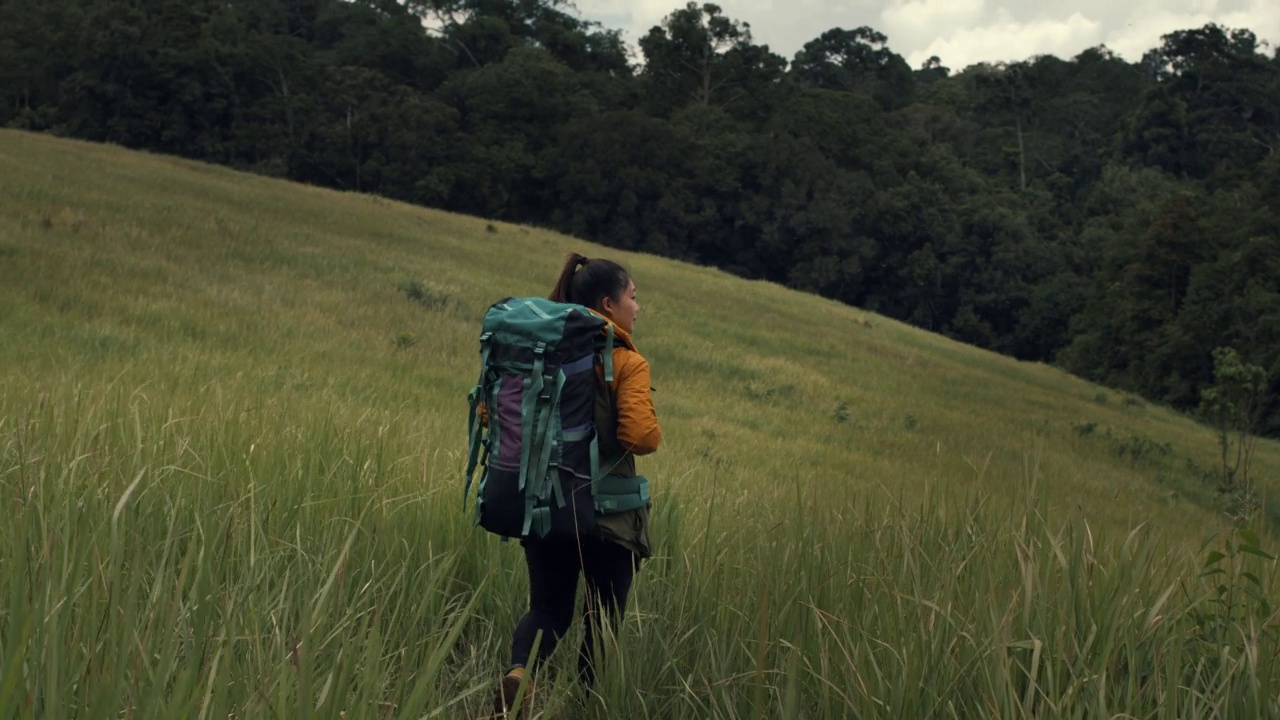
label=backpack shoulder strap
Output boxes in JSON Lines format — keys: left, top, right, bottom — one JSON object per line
{"left": 462, "top": 332, "right": 493, "bottom": 512}
{"left": 601, "top": 322, "right": 614, "bottom": 383}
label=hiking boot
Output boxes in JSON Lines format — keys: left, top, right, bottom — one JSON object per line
{"left": 491, "top": 667, "right": 533, "bottom": 719}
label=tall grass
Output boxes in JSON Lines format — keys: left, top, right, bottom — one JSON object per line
{"left": 2, "top": 130, "right": 1279, "bottom": 717}
{"left": 3, "top": 383, "right": 1278, "bottom": 718}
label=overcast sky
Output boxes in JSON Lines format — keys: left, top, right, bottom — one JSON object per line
{"left": 576, "top": 0, "right": 1279, "bottom": 70}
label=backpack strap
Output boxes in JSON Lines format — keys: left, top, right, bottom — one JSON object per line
{"left": 518, "top": 343, "right": 546, "bottom": 495}
{"left": 601, "top": 322, "right": 614, "bottom": 383}
{"left": 524, "top": 360, "right": 567, "bottom": 538}
{"left": 462, "top": 334, "right": 493, "bottom": 512}
{"left": 539, "top": 368, "right": 568, "bottom": 508}
{"left": 516, "top": 343, "right": 547, "bottom": 536}
{"left": 588, "top": 342, "right": 649, "bottom": 515}
{"left": 588, "top": 431, "right": 601, "bottom": 500}
{"left": 596, "top": 474, "right": 649, "bottom": 513}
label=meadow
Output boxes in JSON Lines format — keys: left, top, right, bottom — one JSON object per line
{"left": 1, "top": 129, "right": 1278, "bottom": 718}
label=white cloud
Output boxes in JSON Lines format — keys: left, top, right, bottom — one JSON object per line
{"left": 901, "top": 11, "right": 1102, "bottom": 69}
{"left": 572, "top": 0, "right": 686, "bottom": 45}
{"left": 881, "top": 0, "right": 986, "bottom": 27}
{"left": 879, "top": 0, "right": 987, "bottom": 52}
{"left": 1102, "top": 1, "right": 1280, "bottom": 61}
{"left": 570, "top": 0, "right": 1280, "bottom": 70}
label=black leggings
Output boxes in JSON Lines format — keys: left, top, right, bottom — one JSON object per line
{"left": 509, "top": 536, "right": 639, "bottom": 685}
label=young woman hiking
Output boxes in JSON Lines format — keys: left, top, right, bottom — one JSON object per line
{"left": 492, "top": 253, "right": 662, "bottom": 717}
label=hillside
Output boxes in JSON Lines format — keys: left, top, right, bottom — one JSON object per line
{"left": 2, "top": 130, "right": 1278, "bottom": 718}
{"left": 3, "top": 129, "right": 1274, "bottom": 537}
{"left": 6, "top": 2, "right": 1279, "bottom": 437}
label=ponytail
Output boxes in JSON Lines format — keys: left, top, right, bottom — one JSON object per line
{"left": 548, "top": 252, "right": 630, "bottom": 312}
{"left": 549, "top": 252, "right": 590, "bottom": 304}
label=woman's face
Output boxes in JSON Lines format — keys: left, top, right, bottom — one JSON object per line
{"left": 602, "top": 280, "right": 640, "bottom": 334}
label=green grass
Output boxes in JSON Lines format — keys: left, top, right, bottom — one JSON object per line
{"left": 1, "top": 129, "right": 1279, "bottom": 718}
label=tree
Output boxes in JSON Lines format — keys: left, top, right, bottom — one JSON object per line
{"left": 1029, "top": 48, "right": 1145, "bottom": 204}
{"left": 409, "top": 0, "right": 631, "bottom": 74}
{"left": 1199, "top": 347, "right": 1268, "bottom": 488}
{"left": 968, "top": 62, "right": 1036, "bottom": 190}
{"left": 638, "top": 2, "right": 784, "bottom": 116}
{"left": 437, "top": 45, "right": 594, "bottom": 218}
{"left": 1058, "top": 164, "right": 1187, "bottom": 390}
{"left": 0, "top": 0, "right": 88, "bottom": 130}
{"left": 1133, "top": 24, "right": 1280, "bottom": 178}
{"left": 313, "top": 0, "right": 452, "bottom": 91}
{"left": 294, "top": 65, "right": 458, "bottom": 199}
{"left": 790, "top": 27, "right": 915, "bottom": 110}
{"left": 914, "top": 55, "right": 950, "bottom": 89}
{"left": 540, "top": 109, "right": 696, "bottom": 254}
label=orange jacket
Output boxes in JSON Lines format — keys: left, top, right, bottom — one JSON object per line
{"left": 593, "top": 313, "right": 662, "bottom": 456}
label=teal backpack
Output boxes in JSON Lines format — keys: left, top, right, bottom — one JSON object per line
{"left": 464, "top": 297, "right": 649, "bottom": 540}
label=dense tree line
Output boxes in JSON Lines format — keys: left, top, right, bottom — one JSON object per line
{"left": 4, "top": 0, "right": 1278, "bottom": 434}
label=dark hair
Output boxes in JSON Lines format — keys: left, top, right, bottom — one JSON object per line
{"left": 549, "top": 252, "right": 631, "bottom": 312}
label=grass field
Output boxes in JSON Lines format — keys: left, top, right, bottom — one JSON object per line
{"left": 2, "top": 128, "right": 1279, "bottom": 718}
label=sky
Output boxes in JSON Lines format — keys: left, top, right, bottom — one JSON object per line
{"left": 575, "top": 0, "right": 1280, "bottom": 70}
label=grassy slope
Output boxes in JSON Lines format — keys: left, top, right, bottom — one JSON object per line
{"left": 3, "top": 129, "right": 1273, "bottom": 540}
{"left": 2, "top": 130, "right": 1279, "bottom": 718}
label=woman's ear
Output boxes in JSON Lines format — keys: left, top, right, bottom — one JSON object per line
{"left": 599, "top": 295, "right": 616, "bottom": 317}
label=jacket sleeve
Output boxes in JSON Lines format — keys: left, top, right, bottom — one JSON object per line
{"left": 612, "top": 349, "right": 662, "bottom": 455}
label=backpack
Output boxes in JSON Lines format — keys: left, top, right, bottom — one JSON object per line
{"left": 463, "top": 297, "right": 648, "bottom": 541}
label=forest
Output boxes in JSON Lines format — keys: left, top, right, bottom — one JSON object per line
{"left": 3, "top": 0, "right": 1278, "bottom": 434}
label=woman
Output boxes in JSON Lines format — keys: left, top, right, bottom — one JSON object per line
{"left": 493, "top": 252, "right": 663, "bottom": 716}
